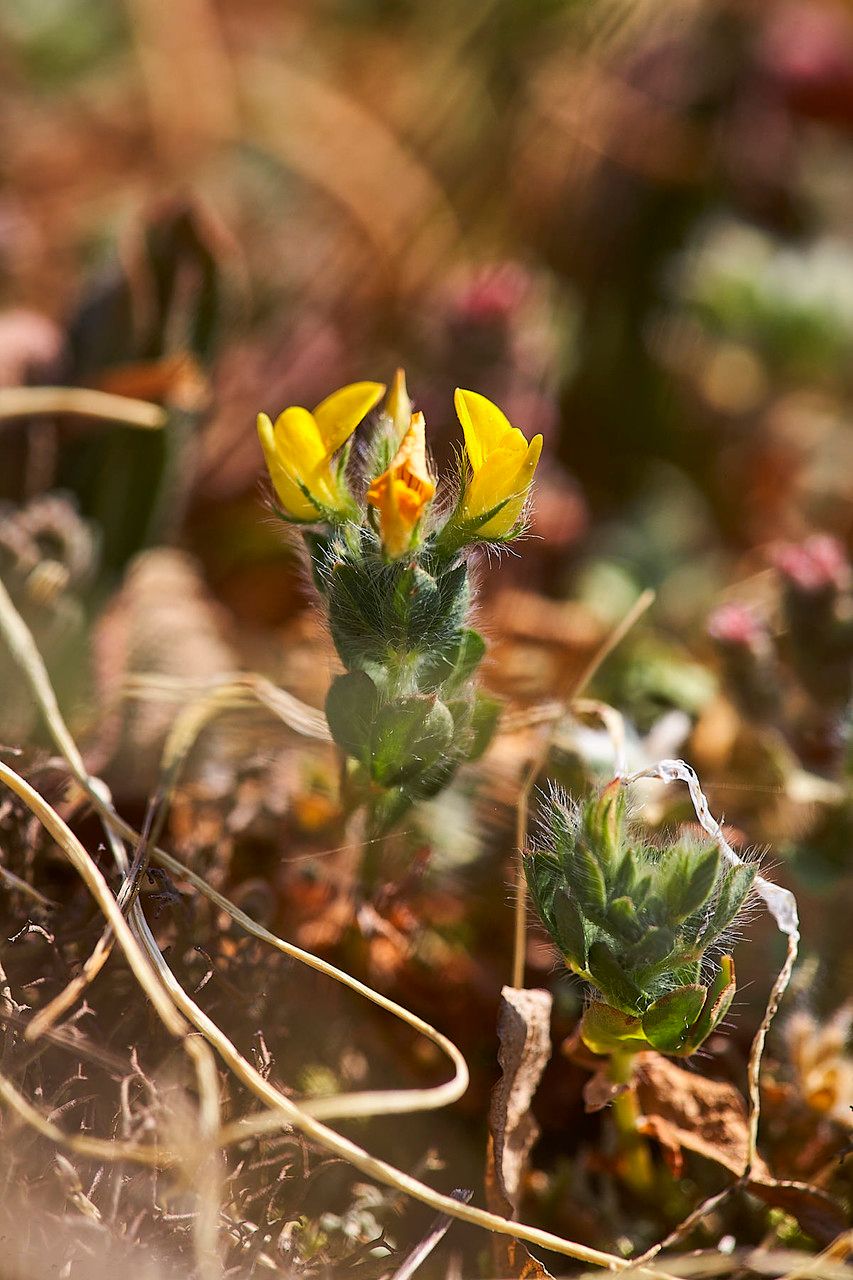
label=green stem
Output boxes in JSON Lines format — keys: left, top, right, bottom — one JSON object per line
{"left": 360, "top": 804, "right": 385, "bottom": 895}
{"left": 358, "top": 789, "right": 414, "bottom": 895}
{"left": 609, "top": 1050, "right": 654, "bottom": 1197}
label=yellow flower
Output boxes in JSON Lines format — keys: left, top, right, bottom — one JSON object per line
{"left": 455, "top": 388, "right": 543, "bottom": 538}
{"left": 258, "top": 381, "right": 385, "bottom": 521}
{"left": 366, "top": 412, "right": 436, "bottom": 557}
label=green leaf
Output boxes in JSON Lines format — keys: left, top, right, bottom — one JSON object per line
{"left": 594, "top": 785, "right": 626, "bottom": 868}
{"left": 587, "top": 941, "right": 643, "bottom": 1014}
{"left": 625, "top": 926, "right": 675, "bottom": 971}
{"left": 606, "top": 896, "right": 642, "bottom": 943}
{"left": 667, "top": 845, "right": 721, "bottom": 922}
{"left": 328, "top": 561, "right": 387, "bottom": 669}
{"left": 418, "top": 627, "right": 486, "bottom": 693}
{"left": 580, "top": 1001, "right": 646, "bottom": 1055}
{"left": 467, "top": 693, "right": 501, "bottom": 760}
{"left": 681, "top": 956, "right": 737, "bottom": 1054}
{"left": 429, "top": 563, "right": 470, "bottom": 638}
{"left": 642, "top": 985, "right": 706, "bottom": 1054}
{"left": 573, "top": 844, "right": 608, "bottom": 918}
{"left": 393, "top": 565, "right": 438, "bottom": 639}
{"left": 369, "top": 695, "right": 454, "bottom": 787}
{"left": 552, "top": 890, "right": 588, "bottom": 969}
{"left": 702, "top": 864, "right": 756, "bottom": 946}
{"left": 524, "top": 852, "right": 562, "bottom": 930}
{"left": 720, "top": 863, "right": 756, "bottom": 918}
{"left": 324, "top": 671, "right": 379, "bottom": 761}
{"left": 611, "top": 850, "right": 638, "bottom": 899}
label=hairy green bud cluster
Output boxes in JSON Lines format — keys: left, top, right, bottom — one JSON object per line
{"left": 526, "top": 785, "right": 756, "bottom": 1056}
{"left": 316, "top": 526, "right": 498, "bottom": 839}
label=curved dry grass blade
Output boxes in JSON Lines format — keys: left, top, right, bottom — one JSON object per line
{"left": 115, "top": 870, "right": 628, "bottom": 1270}
{"left": 0, "top": 542, "right": 638, "bottom": 1271}
{"left": 0, "top": 386, "right": 166, "bottom": 430}
{"left": 121, "top": 671, "right": 330, "bottom": 740}
{"left": 0, "top": 761, "right": 223, "bottom": 1276}
{"left": 118, "top": 819, "right": 471, "bottom": 1124}
{"left": 622, "top": 758, "right": 800, "bottom": 1266}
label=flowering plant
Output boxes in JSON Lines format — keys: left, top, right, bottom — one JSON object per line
{"left": 257, "top": 374, "right": 542, "bottom": 882}
{"left": 526, "top": 783, "right": 756, "bottom": 1057}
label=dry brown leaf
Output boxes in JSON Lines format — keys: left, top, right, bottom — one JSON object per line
{"left": 635, "top": 1052, "right": 847, "bottom": 1244}
{"left": 583, "top": 1064, "right": 629, "bottom": 1113}
{"left": 486, "top": 985, "right": 554, "bottom": 1278}
{"left": 634, "top": 1051, "right": 764, "bottom": 1178}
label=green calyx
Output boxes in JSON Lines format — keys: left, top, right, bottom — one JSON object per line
{"left": 320, "top": 527, "right": 498, "bottom": 837}
{"left": 319, "top": 528, "right": 471, "bottom": 676}
{"left": 526, "top": 786, "right": 756, "bottom": 1057}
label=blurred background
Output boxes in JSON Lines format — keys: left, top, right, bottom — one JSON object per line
{"left": 0, "top": 0, "right": 852, "bottom": 1274}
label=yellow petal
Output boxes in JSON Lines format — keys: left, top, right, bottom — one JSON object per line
{"left": 454, "top": 388, "right": 515, "bottom": 471}
{"left": 258, "top": 412, "right": 280, "bottom": 481}
{"left": 312, "top": 381, "right": 386, "bottom": 454}
{"left": 257, "top": 412, "right": 279, "bottom": 474}
{"left": 463, "top": 433, "right": 543, "bottom": 536}
{"left": 258, "top": 411, "right": 327, "bottom": 519}
{"left": 382, "top": 477, "right": 423, "bottom": 557}
{"left": 273, "top": 406, "right": 327, "bottom": 471}
{"left": 269, "top": 461, "right": 322, "bottom": 521}
{"left": 518, "top": 432, "right": 544, "bottom": 486}
{"left": 304, "top": 456, "right": 344, "bottom": 507}
{"left": 366, "top": 412, "right": 435, "bottom": 557}
{"left": 463, "top": 446, "right": 524, "bottom": 519}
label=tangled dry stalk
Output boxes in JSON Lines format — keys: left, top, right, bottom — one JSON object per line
{"left": 0, "top": 572, "right": 830, "bottom": 1278}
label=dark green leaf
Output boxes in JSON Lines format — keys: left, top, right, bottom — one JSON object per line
{"left": 573, "top": 844, "right": 607, "bottom": 918}
{"left": 580, "top": 1001, "right": 646, "bottom": 1055}
{"left": 681, "top": 956, "right": 737, "bottom": 1054}
{"left": 587, "top": 941, "right": 643, "bottom": 1014}
{"left": 418, "top": 627, "right": 486, "bottom": 693}
{"left": 552, "top": 890, "right": 588, "bottom": 969}
{"left": 606, "top": 895, "right": 642, "bottom": 943}
{"left": 668, "top": 845, "right": 721, "bottom": 922}
{"left": 626, "top": 926, "right": 675, "bottom": 971}
{"left": 369, "top": 695, "right": 454, "bottom": 787}
{"left": 324, "top": 671, "right": 379, "bottom": 761}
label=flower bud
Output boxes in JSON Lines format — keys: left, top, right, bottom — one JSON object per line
{"left": 526, "top": 787, "right": 756, "bottom": 1056}
{"left": 383, "top": 367, "right": 413, "bottom": 438}
{"left": 366, "top": 412, "right": 435, "bottom": 558}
